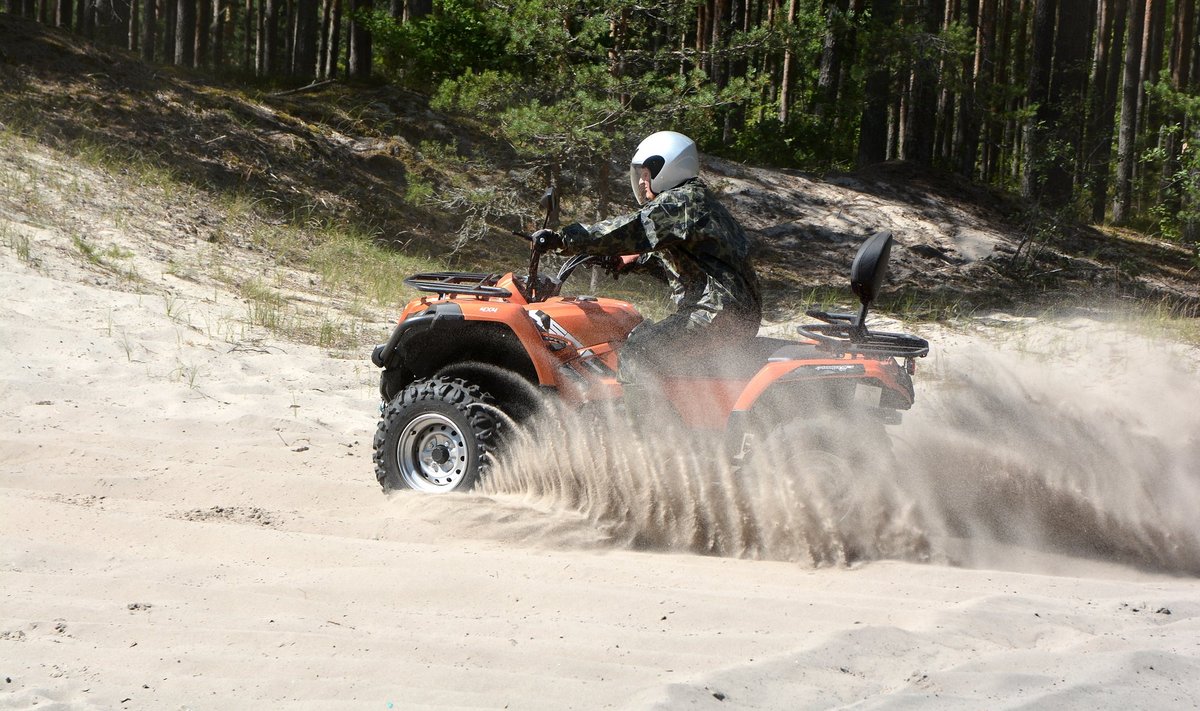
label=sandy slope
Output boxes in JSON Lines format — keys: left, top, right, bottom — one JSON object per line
{"left": 3, "top": 141, "right": 1200, "bottom": 710}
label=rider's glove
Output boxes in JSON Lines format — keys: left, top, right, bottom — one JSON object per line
{"left": 599, "top": 255, "right": 625, "bottom": 279}
{"left": 531, "top": 229, "right": 564, "bottom": 253}
{"left": 602, "top": 254, "right": 639, "bottom": 277}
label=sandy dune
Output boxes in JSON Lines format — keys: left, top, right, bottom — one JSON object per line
{"left": 3, "top": 141, "right": 1200, "bottom": 710}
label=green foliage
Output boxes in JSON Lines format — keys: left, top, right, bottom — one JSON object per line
{"left": 360, "top": 0, "right": 513, "bottom": 89}
{"left": 422, "top": 0, "right": 795, "bottom": 221}
{"left": 12, "top": 0, "right": 1200, "bottom": 236}
{"left": 363, "top": 0, "right": 988, "bottom": 194}
{"left": 1145, "top": 81, "right": 1200, "bottom": 241}
{"left": 404, "top": 176, "right": 435, "bottom": 205}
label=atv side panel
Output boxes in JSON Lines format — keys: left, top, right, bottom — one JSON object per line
{"left": 732, "top": 357, "right": 914, "bottom": 414}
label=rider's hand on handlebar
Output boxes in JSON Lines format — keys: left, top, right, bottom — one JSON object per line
{"left": 604, "top": 254, "right": 639, "bottom": 273}
{"left": 598, "top": 255, "right": 624, "bottom": 278}
{"left": 597, "top": 254, "right": 638, "bottom": 280}
{"left": 531, "top": 229, "right": 563, "bottom": 253}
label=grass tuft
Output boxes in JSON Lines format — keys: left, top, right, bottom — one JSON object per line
{"left": 240, "top": 278, "right": 290, "bottom": 331}
{"left": 307, "top": 225, "right": 436, "bottom": 307}
{"left": 3, "top": 226, "right": 33, "bottom": 263}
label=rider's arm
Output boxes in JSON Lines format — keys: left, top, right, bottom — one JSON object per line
{"left": 624, "top": 253, "right": 673, "bottom": 284}
{"left": 560, "top": 188, "right": 697, "bottom": 257}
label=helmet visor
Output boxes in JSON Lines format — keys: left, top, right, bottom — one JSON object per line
{"left": 630, "top": 164, "right": 647, "bottom": 205}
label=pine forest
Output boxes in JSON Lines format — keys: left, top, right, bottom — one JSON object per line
{"left": 4, "top": 0, "right": 1198, "bottom": 237}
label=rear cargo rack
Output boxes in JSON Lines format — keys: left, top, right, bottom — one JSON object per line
{"left": 798, "top": 310, "right": 930, "bottom": 358}
{"left": 404, "top": 272, "right": 512, "bottom": 298}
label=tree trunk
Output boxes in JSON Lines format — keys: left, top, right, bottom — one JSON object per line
{"left": 950, "top": 0, "right": 969, "bottom": 169}
{"left": 1043, "top": 0, "right": 1089, "bottom": 206}
{"left": 347, "top": 0, "right": 370, "bottom": 78}
{"left": 128, "top": 0, "right": 138, "bottom": 50}
{"left": 291, "top": 0, "right": 317, "bottom": 79}
{"left": 262, "top": 0, "right": 278, "bottom": 74}
{"left": 256, "top": 0, "right": 265, "bottom": 73}
{"left": 814, "top": 0, "right": 848, "bottom": 123}
{"left": 75, "top": 0, "right": 94, "bottom": 36}
{"left": 324, "top": 0, "right": 341, "bottom": 79}
{"left": 904, "top": 0, "right": 942, "bottom": 166}
{"left": 1113, "top": 0, "right": 1147, "bottom": 223}
{"left": 857, "top": 0, "right": 899, "bottom": 166}
{"left": 75, "top": 0, "right": 92, "bottom": 36}
{"left": 1137, "top": 0, "right": 1166, "bottom": 119}
{"left": 608, "top": 8, "right": 630, "bottom": 104}
{"left": 139, "top": 0, "right": 153, "bottom": 59}
{"left": 286, "top": 0, "right": 296, "bottom": 74}
{"left": 710, "top": 0, "right": 727, "bottom": 85}
{"left": 984, "top": 0, "right": 1012, "bottom": 180}
{"left": 1008, "top": 0, "right": 1030, "bottom": 181}
{"left": 1021, "top": 0, "right": 1057, "bottom": 200}
{"left": 211, "top": 0, "right": 224, "bottom": 69}
{"left": 724, "top": 0, "right": 746, "bottom": 142}
{"left": 404, "top": 0, "right": 428, "bottom": 21}
{"left": 1192, "top": 13, "right": 1200, "bottom": 86}
{"left": 888, "top": 90, "right": 903, "bottom": 160}
{"left": 777, "top": 0, "right": 798, "bottom": 123}
{"left": 163, "top": 0, "right": 176, "bottom": 60}
{"left": 934, "top": 0, "right": 958, "bottom": 164}
{"left": 317, "top": 0, "right": 331, "bottom": 77}
{"left": 964, "top": 0, "right": 995, "bottom": 178}
{"left": 1085, "top": 0, "right": 1126, "bottom": 221}
{"left": 195, "top": 0, "right": 210, "bottom": 66}
{"left": 1169, "top": 0, "right": 1195, "bottom": 82}
{"left": 175, "top": 0, "right": 195, "bottom": 65}
{"left": 243, "top": 0, "right": 253, "bottom": 72}
{"left": 1137, "top": 0, "right": 1166, "bottom": 207}
{"left": 1134, "top": 0, "right": 1167, "bottom": 209}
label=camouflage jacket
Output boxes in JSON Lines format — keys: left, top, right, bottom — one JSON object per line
{"left": 561, "top": 180, "right": 762, "bottom": 331}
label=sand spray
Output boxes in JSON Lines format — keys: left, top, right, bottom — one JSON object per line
{"left": 430, "top": 318, "right": 1200, "bottom": 573}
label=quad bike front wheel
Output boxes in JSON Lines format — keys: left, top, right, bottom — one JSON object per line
{"left": 373, "top": 377, "right": 501, "bottom": 493}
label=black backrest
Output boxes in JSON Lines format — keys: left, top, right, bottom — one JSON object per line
{"left": 850, "top": 231, "right": 893, "bottom": 307}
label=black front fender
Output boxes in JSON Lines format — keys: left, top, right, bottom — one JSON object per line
{"left": 371, "top": 302, "right": 465, "bottom": 369}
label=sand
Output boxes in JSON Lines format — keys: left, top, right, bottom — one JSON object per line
{"left": 3, "top": 143, "right": 1200, "bottom": 710}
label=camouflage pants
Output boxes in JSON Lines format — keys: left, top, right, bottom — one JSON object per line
{"left": 618, "top": 307, "right": 760, "bottom": 384}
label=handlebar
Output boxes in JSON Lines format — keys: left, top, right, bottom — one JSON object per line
{"left": 512, "top": 186, "right": 627, "bottom": 302}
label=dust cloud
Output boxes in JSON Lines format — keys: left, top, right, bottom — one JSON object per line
{"left": 477, "top": 318, "right": 1200, "bottom": 574}
{"left": 899, "top": 318, "right": 1200, "bottom": 574}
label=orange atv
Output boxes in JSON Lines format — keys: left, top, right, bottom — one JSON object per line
{"left": 370, "top": 190, "right": 929, "bottom": 493}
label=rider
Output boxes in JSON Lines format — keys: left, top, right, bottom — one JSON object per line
{"left": 532, "top": 131, "right": 762, "bottom": 385}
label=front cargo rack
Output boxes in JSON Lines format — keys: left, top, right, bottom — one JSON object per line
{"left": 404, "top": 272, "right": 513, "bottom": 298}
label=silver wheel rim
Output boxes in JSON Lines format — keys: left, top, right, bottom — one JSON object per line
{"left": 397, "top": 412, "right": 471, "bottom": 492}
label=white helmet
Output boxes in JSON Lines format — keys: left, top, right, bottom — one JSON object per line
{"left": 629, "top": 131, "right": 700, "bottom": 204}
